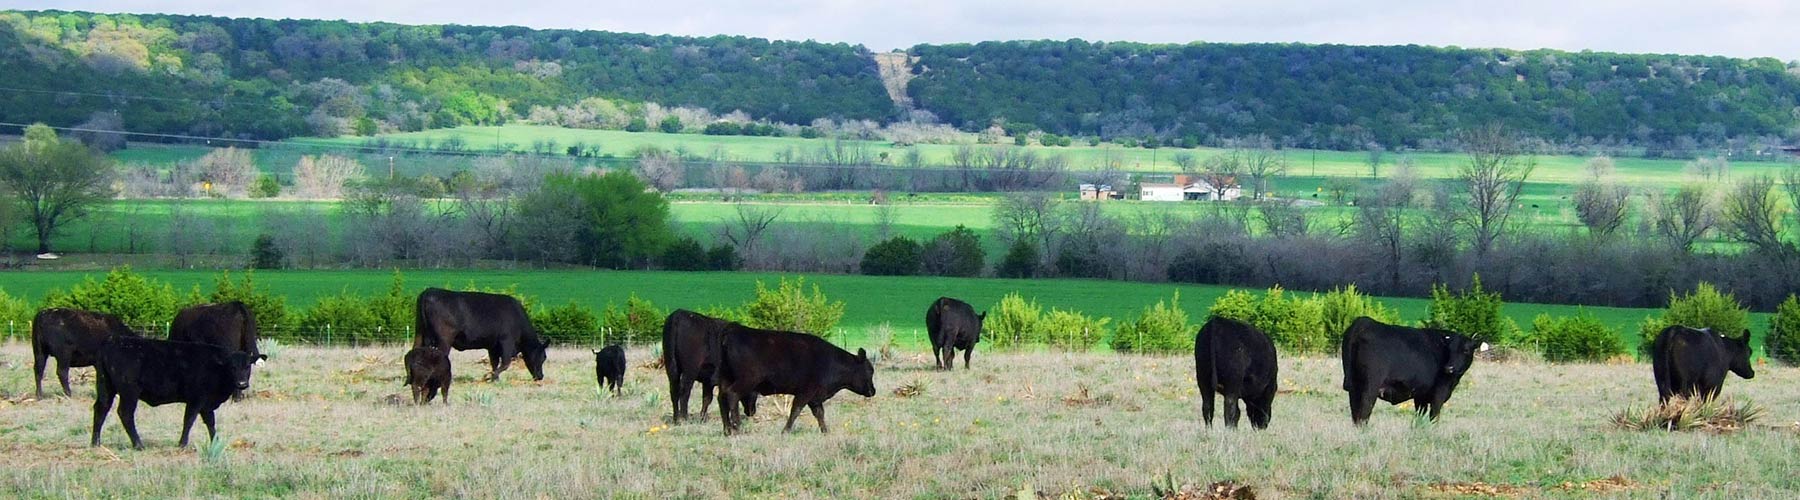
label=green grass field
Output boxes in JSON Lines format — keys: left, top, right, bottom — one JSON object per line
{"left": 1, "top": 345, "right": 1794, "bottom": 497}
{"left": 0, "top": 269, "right": 1768, "bottom": 355}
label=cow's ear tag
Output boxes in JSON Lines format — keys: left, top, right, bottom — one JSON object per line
{"left": 1478, "top": 342, "right": 1492, "bottom": 352}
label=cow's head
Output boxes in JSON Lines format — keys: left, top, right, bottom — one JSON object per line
{"left": 224, "top": 351, "right": 264, "bottom": 392}
{"left": 1439, "top": 333, "right": 1486, "bottom": 376}
{"left": 1727, "top": 329, "right": 1755, "bottom": 380}
{"left": 523, "top": 338, "right": 549, "bottom": 381}
{"left": 848, "top": 348, "right": 877, "bottom": 397}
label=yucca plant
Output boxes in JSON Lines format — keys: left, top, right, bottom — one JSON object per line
{"left": 1613, "top": 396, "right": 1763, "bottom": 433}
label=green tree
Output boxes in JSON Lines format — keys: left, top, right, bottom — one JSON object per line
{"left": 527, "top": 171, "right": 673, "bottom": 268}
{"left": 658, "top": 116, "right": 684, "bottom": 133}
{"left": 0, "top": 124, "right": 116, "bottom": 253}
{"left": 861, "top": 236, "right": 923, "bottom": 276}
{"left": 922, "top": 225, "right": 985, "bottom": 277}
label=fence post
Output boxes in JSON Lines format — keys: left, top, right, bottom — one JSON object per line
{"left": 327, "top": 324, "right": 334, "bottom": 346}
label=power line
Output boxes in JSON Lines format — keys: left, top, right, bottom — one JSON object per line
{"left": 0, "top": 85, "right": 290, "bottom": 109}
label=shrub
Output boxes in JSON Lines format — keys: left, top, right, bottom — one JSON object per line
{"left": 706, "top": 244, "right": 740, "bottom": 271}
{"left": 738, "top": 277, "right": 844, "bottom": 337}
{"left": 1766, "top": 295, "right": 1800, "bottom": 365}
{"left": 1112, "top": 292, "right": 1191, "bottom": 354}
{"left": 252, "top": 175, "right": 281, "bottom": 198}
{"left": 1318, "top": 285, "right": 1400, "bottom": 348}
{"left": 1208, "top": 286, "right": 1330, "bottom": 354}
{"left": 861, "top": 236, "right": 923, "bottom": 276}
{"left": 996, "top": 240, "right": 1039, "bottom": 279}
{"left": 1041, "top": 308, "right": 1109, "bottom": 352}
{"left": 1424, "top": 275, "right": 1519, "bottom": 345}
{"left": 985, "top": 292, "right": 1041, "bottom": 350}
{"left": 207, "top": 270, "right": 292, "bottom": 334}
{"left": 658, "top": 237, "right": 709, "bottom": 271}
{"left": 41, "top": 266, "right": 184, "bottom": 329}
{"left": 536, "top": 301, "right": 601, "bottom": 344}
{"left": 922, "top": 225, "right": 985, "bottom": 277}
{"left": 1613, "top": 396, "right": 1764, "bottom": 433}
{"left": 295, "top": 290, "right": 381, "bottom": 344}
{"left": 251, "top": 234, "right": 285, "bottom": 269}
{"left": 366, "top": 270, "right": 413, "bottom": 338}
{"left": 1639, "top": 282, "right": 1750, "bottom": 356}
{"left": 658, "top": 115, "right": 683, "bottom": 133}
{"left": 601, "top": 294, "right": 664, "bottom": 344}
{"left": 1528, "top": 310, "right": 1627, "bottom": 362}
{"left": 625, "top": 117, "right": 648, "bottom": 132}
{"left": 0, "top": 288, "right": 32, "bottom": 339}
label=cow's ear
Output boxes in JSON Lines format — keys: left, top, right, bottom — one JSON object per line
{"left": 593, "top": 349, "right": 601, "bottom": 355}
{"left": 1477, "top": 342, "right": 1491, "bottom": 352}
{"left": 257, "top": 354, "right": 268, "bottom": 361}
{"left": 979, "top": 312, "right": 987, "bottom": 322}
{"left": 857, "top": 348, "right": 867, "bottom": 360}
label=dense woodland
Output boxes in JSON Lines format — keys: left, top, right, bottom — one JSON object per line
{"left": 5, "top": 11, "right": 1800, "bottom": 154}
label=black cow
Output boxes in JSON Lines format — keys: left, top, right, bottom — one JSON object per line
{"left": 404, "top": 346, "right": 452, "bottom": 405}
{"left": 414, "top": 288, "right": 548, "bottom": 381}
{"left": 32, "top": 308, "right": 140, "bottom": 398}
{"left": 1341, "top": 317, "right": 1489, "bottom": 425}
{"left": 1650, "top": 326, "right": 1754, "bottom": 403}
{"left": 926, "top": 297, "right": 984, "bottom": 370}
{"left": 168, "top": 302, "right": 261, "bottom": 358}
{"left": 1194, "top": 316, "right": 1278, "bottom": 429}
{"left": 717, "top": 326, "right": 876, "bottom": 435}
{"left": 594, "top": 345, "right": 625, "bottom": 396}
{"left": 91, "top": 336, "right": 264, "bottom": 449}
{"left": 661, "top": 309, "right": 756, "bottom": 422}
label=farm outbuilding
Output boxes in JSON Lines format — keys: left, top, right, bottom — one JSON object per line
{"left": 1138, "top": 175, "right": 1241, "bottom": 202}
{"left": 1079, "top": 184, "right": 1122, "bottom": 200}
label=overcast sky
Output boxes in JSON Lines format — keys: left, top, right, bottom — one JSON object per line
{"left": 13, "top": 0, "right": 1800, "bottom": 59}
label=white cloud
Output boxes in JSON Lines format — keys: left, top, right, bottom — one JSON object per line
{"left": 10, "top": 0, "right": 1798, "bottom": 59}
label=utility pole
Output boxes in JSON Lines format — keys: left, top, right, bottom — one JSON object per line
{"left": 388, "top": 156, "right": 395, "bottom": 179}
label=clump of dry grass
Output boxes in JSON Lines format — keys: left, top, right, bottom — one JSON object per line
{"left": 1612, "top": 396, "right": 1764, "bottom": 433}
{"left": 1151, "top": 473, "right": 1256, "bottom": 500}
{"left": 1061, "top": 383, "right": 1114, "bottom": 408}
{"left": 891, "top": 380, "right": 926, "bottom": 398}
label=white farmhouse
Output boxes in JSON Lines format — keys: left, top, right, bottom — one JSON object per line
{"left": 1138, "top": 175, "right": 1241, "bottom": 202}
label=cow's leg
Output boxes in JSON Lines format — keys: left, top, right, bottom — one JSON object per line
{"left": 411, "top": 385, "right": 423, "bottom": 405}
{"left": 56, "top": 359, "right": 74, "bottom": 397}
{"left": 719, "top": 388, "right": 739, "bottom": 435}
{"left": 743, "top": 393, "right": 759, "bottom": 417}
{"left": 782, "top": 397, "right": 808, "bottom": 432}
{"left": 200, "top": 411, "right": 217, "bottom": 444}
{"left": 1199, "top": 384, "right": 1216, "bottom": 427}
{"left": 809, "top": 401, "right": 828, "bottom": 433}
{"left": 698, "top": 378, "right": 716, "bottom": 420}
{"left": 485, "top": 350, "right": 503, "bottom": 381}
{"left": 942, "top": 346, "right": 954, "bottom": 370}
{"left": 179, "top": 406, "right": 200, "bottom": 448}
{"left": 1652, "top": 360, "right": 1673, "bottom": 403}
{"left": 671, "top": 376, "right": 691, "bottom": 422}
{"left": 1246, "top": 388, "right": 1275, "bottom": 430}
{"left": 1425, "top": 400, "right": 1444, "bottom": 421}
{"left": 440, "top": 382, "right": 450, "bottom": 405}
{"left": 32, "top": 349, "right": 49, "bottom": 398}
{"left": 1348, "top": 384, "right": 1376, "bottom": 426}
{"left": 932, "top": 343, "right": 944, "bottom": 368}
{"left": 90, "top": 386, "right": 114, "bottom": 447}
{"left": 117, "top": 397, "right": 143, "bottom": 449}
{"left": 963, "top": 347, "right": 972, "bottom": 370}
{"left": 1223, "top": 395, "right": 1242, "bottom": 428}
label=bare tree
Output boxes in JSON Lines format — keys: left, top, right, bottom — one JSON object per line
{"left": 720, "top": 203, "right": 783, "bottom": 267}
{"left": 1324, "top": 177, "right": 1358, "bottom": 206}
{"left": 1257, "top": 200, "right": 1310, "bottom": 238}
{"left": 1365, "top": 142, "right": 1384, "bottom": 178}
{"left": 1721, "top": 175, "right": 1792, "bottom": 256}
{"left": 1236, "top": 136, "right": 1288, "bottom": 200}
{"left": 1584, "top": 156, "right": 1617, "bottom": 178}
{"left": 1171, "top": 152, "right": 1198, "bottom": 173}
{"left": 292, "top": 155, "right": 364, "bottom": 199}
{"left": 1355, "top": 174, "right": 1415, "bottom": 290}
{"left": 195, "top": 147, "right": 257, "bottom": 197}
{"left": 991, "top": 192, "right": 1060, "bottom": 253}
{"left": 456, "top": 190, "right": 514, "bottom": 261}
{"left": 1457, "top": 125, "right": 1537, "bottom": 257}
{"left": 1572, "top": 177, "right": 1631, "bottom": 239}
{"left": 1685, "top": 156, "right": 1730, "bottom": 181}
{"left": 1652, "top": 184, "right": 1718, "bottom": 253}
{"left": 72, "top": 111, "right": 127, "bottom": 153}
{"left": 873, "top": 200, "right": 897, "bottom": 240}
{"left": 633, "top": 152, "right": 685, "bottom": 192}
{"left": 1783, "top": 167, "right": 1800, "bottom": 221}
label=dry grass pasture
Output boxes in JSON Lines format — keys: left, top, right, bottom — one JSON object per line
{"left": 2, "top": 342, "right": 1798, "bottom": 498}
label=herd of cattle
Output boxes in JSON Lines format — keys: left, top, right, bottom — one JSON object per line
{"left": 26, "top": 289, "right": 1758, "bottom": 448}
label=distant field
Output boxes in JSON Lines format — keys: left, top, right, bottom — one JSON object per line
{"left": 0, "top": 269, "right": 1767, "bottom": 354}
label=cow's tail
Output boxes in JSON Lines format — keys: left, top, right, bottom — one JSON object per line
{"left": 1340, "top": 317, "right": 1369, "bottom": 392}
{"left": 413, "top": 293, "right": 432, "bottom": 348}
{"left": 661, "top": 315, "right": 680, "bottom": 382}
{"left": 29, "top": 310, "right": 47, "bottom": 361}
{"left": 240, "top": 302, "right": 261, "bottom": 357}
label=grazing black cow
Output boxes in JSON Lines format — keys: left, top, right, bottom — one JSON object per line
{"left": 594, "top": 345, "right": 625, "bottom": 396}
{"left": 661, "top": 309, "right": 757, "bottom": 422}
{"left": 1651, "top": 326, "right": 1754, "bottom": 403}
{"left": 414, "top": 288, "right": 548, "bottom": 381}
{"left": 168, "top": 302, "right": 261, "bottom": 358}
{"left": 32, "top": 308, "right": 140, "bottom": 398}
{"left": 1194, "top": 316, "right": 1278, "bottom": 429}
{"left": 1340, "top": 317, "right": 1489, "bottom": 425}
{"left": 404, "top": 346, "right": 451, "bottom": 405}
{"left": 925, "top": 297, "right": 984, "bottom": 370}
{"left": 91, "top": 336, "right": 263, "bottom": 449}
{"left": 717, "top": 326, "right": 876, "bottom": 435}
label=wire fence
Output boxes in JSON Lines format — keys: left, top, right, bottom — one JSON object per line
{"left": 0, "top": 321, "right": 669, "bottom": 349}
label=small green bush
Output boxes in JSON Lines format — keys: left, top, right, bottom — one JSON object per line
{"left": 1763, "top": 295, "right": 1800, "bottom": 365}
{"left": 1639, "top": 282, "right": 1750, "bottom": 356}
{"left": 922, "top": 225, "right": 985, "bottom": 277}
{"left": 252, "top": 175, "right": 280, "bottom": 198}
{"left": 0, "top": 288, "right": 33, "bottom": 339}
{"left": 1319, "top": 285, "right": 1400, "bottom": 348}
{"left": 861, "top": 236, "right": 923, "bottom": 276}
{"left": 1041, "top": 308, "right": 1109, "bottom": 352}
{"left": 658, "top": 237, "right": 709, "bottom": 271}
{"left": 706, "top": 244, "right": 740, "bottom": 271}
{"left": 1112, "top": 292, "right": 1191, "bottom": 354}
{"left": 1528, "top": 310, "right": 1627, "bottom": 362}
{"left": 251, "top": 235, "right": 285, "bottom": 269}
{"left": 985, "top": 292, "right": 1041, "bottom": 350}
{"left": 295, "top": 290, "right": 382, "bottom": 343}
{"left": 537, "top": 301, "right": 601, "bottom": 344}
{"left": 738, "top": 277, "right": 844, "bottom": 338}
{"left": 1207, "top": 286, "right": 1332, "bottom": 354}
{"left": 41, "top": 266, "right": 184, "bottom": 329}
{"left": 207, "top": 270, "right": 293, "bottom": 334}
{"left": 995, "top": 240, "right": 1039, "bottom": 279}
{"left": 600, "top": 294, "right": 663, "bottom": 344}
{"left": 1424, "top": 275, "right": 1520, "bottom": 345}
